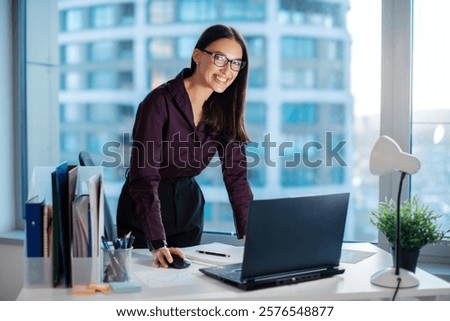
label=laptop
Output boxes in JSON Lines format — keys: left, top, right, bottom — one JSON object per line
{"left": 199, "top": 192, "right": 350, "bottom": 291}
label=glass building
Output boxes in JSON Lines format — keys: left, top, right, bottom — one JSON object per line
{"left": 58, "top": 0, "right": 365, "bottom": 239}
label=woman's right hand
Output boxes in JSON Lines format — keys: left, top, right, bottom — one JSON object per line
{"left": 151, "top": 246, "right": 185, "bottom": 268}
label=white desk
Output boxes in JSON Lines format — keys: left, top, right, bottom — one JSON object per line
{"left": 16, "top": 243, "right": 450, "bottom": 301}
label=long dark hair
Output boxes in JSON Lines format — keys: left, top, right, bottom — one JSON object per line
{"left": 191, "top": 24, "right": 250, "bottom": 143}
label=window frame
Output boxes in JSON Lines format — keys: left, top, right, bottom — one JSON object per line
{"left": 379, "top": 0, "right": 449, "bottom": 263}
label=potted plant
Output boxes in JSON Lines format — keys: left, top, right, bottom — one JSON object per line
{"left": 370, "top": 195, "right": 447, "bottom": 272}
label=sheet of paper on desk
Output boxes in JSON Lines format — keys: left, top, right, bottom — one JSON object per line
{"left": 183, "top": 242, "right": 244, "bottom": 265}
{"left": 341, "top": 249, "right": 376, "bottom": 264}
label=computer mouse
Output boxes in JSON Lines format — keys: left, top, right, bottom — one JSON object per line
{"left": 166, "top": 253, "right": 191, "bottom": 269}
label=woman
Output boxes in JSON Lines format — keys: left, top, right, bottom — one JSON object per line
{"left": 117, "top": 24, "right": 253, "bottom": 268}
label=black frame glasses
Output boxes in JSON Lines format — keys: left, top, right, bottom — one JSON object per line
{"left": 201, "top": 49, "right": 247, "bottom": 71}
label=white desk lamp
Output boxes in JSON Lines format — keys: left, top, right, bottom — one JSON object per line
{"left": 370, "top": 135, "right": 421, "bottom": 288}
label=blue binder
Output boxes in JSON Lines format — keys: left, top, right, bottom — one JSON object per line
{"left": 25, "top": 196, "right": 45, "bottom": 257}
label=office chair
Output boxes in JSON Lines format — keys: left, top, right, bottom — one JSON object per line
{"left": 78, "top": 151, "right": 117, "bottom": 241}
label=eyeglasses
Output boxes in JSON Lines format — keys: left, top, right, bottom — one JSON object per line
{"left": 201, "top": 49, "right": 247, "bottom": 72}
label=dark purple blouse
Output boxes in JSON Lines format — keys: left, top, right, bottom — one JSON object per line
{"left": 128, "top": 69, "right": 253, "bottom": 242}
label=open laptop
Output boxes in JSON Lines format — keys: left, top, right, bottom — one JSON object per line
{"left": 199, "top": 192, "right": 350, "bottom": 291}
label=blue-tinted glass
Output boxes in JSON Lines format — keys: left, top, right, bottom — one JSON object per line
{"left": 148, "top": 38, "right": 174, "bottom": 59}
{"left": 328, "top": 70, "right": 344, "bottom": 89}
{"left": 117, "top": 105, "right": 135, "bottom": 120}
{"left": 331, "top": 166, "right": 345, "bottom": 184}
{"left": 118, "top": 3, "right": 135, "bottom": 25}
{"left": 177, "top": 37, "right": 197, "bottom": 59}
{"left": 88, "top": 71, "right": 115, "bottom": 89}
{"left": 279, "top": 0, "right": 341, "bottom": 27}
{"left": 246, "top": 36, "right": 265, "bottom": 57}
{"left": 245, "top": 102, "right": 266, "bottom": 125}
{"left": 88, "top": 42, "right": 115, "bottom": 61}
{"left": 60, "top": 104, "right": 83, "bottom": 123}
{"left": 282, "top": 103, "right": 318, "bottom": 124}
{"left": 118, "top": 41, "right": 133, "bottom": 60}
{"left": 249, "top": 68, "right": 265, "bottom": 88}
{"left": 222, "top": 0, "right": 265, "bottom": 21}
{"left": 203, "top": 202, "right": 212, "bottom": 222}
{"left": 61, "top": 9, "right": 83, "bottom": 32}
{"left": 247, "top": 147, "right": 266, "bottom": 187}
{"left": 60, "top": 44, "right": 84, "bottom": 64}
{"left": 148, "top": 0, "right": 175, "bottom": 24}
{"left": 87, "top": 132, "right": 115, "bottom": 152}
{"left": 330, "top": 104, "right": 345, "bottom": 124}
{"left": 281, "top": 37, "right": 316, "bottom": 59}
{"left": 118, "top": 71, "right": 133, "bottom": 89}
{"left": 88, "top": 104, "right": 117, "bottom": 122}
{"left": 281, "top": 165, "right": 317, "bottom": 187}
{"left": 60, "top": 132, "right": 80, "bottom": 152}
{"left": 179, "top": 0, "right": 217, "bottom": 22}
{"left": 90, "top": 5, "right": 115, "bottom": 28}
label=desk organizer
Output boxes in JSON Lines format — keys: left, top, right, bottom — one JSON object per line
{"left": 24, "top": 165, "right": 104, "bottom": 288}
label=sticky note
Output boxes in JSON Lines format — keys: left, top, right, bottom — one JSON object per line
{"left": 109, "top": 281, "right": 142, "bottom": 293}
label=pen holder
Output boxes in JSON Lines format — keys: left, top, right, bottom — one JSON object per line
{"left": 102, "top": 247, "right": 132, "bottom": 283}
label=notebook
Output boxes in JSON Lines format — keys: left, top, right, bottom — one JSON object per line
{"left": 199, "top": 192, "right": 350, "bottom": 291}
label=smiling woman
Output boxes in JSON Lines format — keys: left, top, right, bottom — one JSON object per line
{"left": 116, "top": 24, "right": 254, "bottom": 269}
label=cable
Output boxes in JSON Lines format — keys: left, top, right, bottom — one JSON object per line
{"left": 392, "top": 277, "right": 402, "bottom": 300}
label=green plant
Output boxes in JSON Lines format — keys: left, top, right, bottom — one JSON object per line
{"left": 370, "top": 195, "right": 447, "bottom": 251}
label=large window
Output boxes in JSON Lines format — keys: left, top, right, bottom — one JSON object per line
{"left": 19, "top": 0, "right": 385, "bottom": 244}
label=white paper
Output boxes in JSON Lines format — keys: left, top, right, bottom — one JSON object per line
{"left": 183, "top": 242, "right": 244, "bottom": 265}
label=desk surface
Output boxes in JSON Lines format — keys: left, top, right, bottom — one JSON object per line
{"left": 17, "top": 243, "right": 450, "bottom": 301}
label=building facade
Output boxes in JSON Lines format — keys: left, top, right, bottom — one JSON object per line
{"left": 58, "top": 0, "right": 358, "bottom": 237}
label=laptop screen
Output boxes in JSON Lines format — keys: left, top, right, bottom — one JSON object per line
{"left": 241, "top": 193, "right": 349, "bottom": 280}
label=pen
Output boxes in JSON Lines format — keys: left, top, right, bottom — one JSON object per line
{"left": 128, "top": 235, "right": 135, "bottom": 249}
{"left": 101, "top": 236, "right": 110, "bottom": 250}
{"left": 196, "top": 250, "right": 230, "bottom": 257}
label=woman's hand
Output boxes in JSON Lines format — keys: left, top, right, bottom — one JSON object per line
{"left": 151, "top": 247, "right": 185, "bottom": 268}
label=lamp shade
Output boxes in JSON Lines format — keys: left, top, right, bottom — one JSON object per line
{"left": 370, "top": 135, "right": 421, "bottom": 175}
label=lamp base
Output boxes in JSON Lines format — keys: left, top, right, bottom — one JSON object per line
{"left": 370, "top": 267, "right": 420, "bottom": 288}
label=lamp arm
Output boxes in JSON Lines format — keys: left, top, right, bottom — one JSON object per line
{"left": 395, "top": 171, "right": 407, "bottom": 276}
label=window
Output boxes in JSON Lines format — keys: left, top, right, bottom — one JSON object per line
{"left": 179, "top": 0, "right": 217, "bottom": 22}
{"left": 282, "top": 103, "right": 318, "bottom": 125}
{"left": 411, "top": 1, "right": 450, "bottom": 239}
{"left": 60, "top": 8, "right": 84, "bottom": 32}
{"left": 148, "top": 0, "right": 176, "bottom": 24}
{"left": 246, "top": 36, "right": 266, "bottom": 88}
{"left": 148, "top": 38, "right": 175, "bottom": 59}
{"left": 60, "top": 44, "right": 84, "bottom": 64}
{"left": 278, "top": 0, "right": 342, "bottom": 27}
{"left": 88, "top": 42, "right": 116, "bottom": 62}
{"left": 222, "top": 0, "right": 266, "bottom": 21}
{"left": 90, "top": 5, "right": 115, "bottom": 28}
{"left": 19, "top": 0, "right": 387, "bottom": 247}
{"left": 281, "top": 37, "right": 317, "bottom": 59}
{"left": 89, "top": 3, "right": 135, "bottom": 28}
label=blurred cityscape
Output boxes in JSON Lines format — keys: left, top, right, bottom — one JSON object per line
{"left": 57, "top": 0, "right": 385, "bottom": 241}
